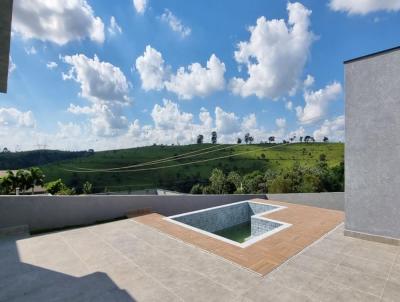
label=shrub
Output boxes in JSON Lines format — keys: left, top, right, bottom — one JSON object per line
{"left": 44, "top": 179, "right": 74, "bottom": 195}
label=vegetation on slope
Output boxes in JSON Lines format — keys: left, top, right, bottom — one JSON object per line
{"left": 37, "top": 143, "right": 344, "bottom": 193}
{"left": 191, "top": 156, "right": 344, "bottom": 194}
{"left": 0, "top": 149, "right": 93, "bottom": 170}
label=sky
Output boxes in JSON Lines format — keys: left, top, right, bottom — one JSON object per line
{"left": 1, "top": 0, "right": 400, "bottom": 151}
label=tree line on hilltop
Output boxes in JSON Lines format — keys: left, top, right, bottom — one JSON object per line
{"left": 196, "top": 131, "right": 329, "bottom": 145}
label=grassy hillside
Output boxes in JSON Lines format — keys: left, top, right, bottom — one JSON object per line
{"left": 0, "top": 150, "right": 91, "bottom": 170}
{"left": 39, "top": 143, "right": 344, "bottom": 193}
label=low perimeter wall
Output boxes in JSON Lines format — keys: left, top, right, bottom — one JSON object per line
{"left": 267, "top": 192, "right": 344, "bottom": 211}
{"left": 0, "top": 194, "right": 265, "bottom": 232}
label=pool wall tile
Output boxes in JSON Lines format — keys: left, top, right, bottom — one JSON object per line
{"left": 251, "top": 217, "right": 282, "bottom": 237}
{"left": 172, "top": 202, "right": 282, "bottom": 237}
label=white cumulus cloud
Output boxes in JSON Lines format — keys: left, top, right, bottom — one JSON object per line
{"left": 56, "top": 122, "right": 81, "bottom": 139}
{"left": 0, "top": 107, "right": 35, "bottom": 128}
{"left": 313, "top": 115, "right": 345, "bottom": 141}
{"left": 160, "top": 9, "right": 191, "bottom": 38}
{"left": 135, "top": 46, "right": 226, "bottom": 99}
{"left": 135, "top": 45, "right": 166, "bottom": 91}
{"left": 133, "top": 0, "right": 147, "bottom": 14}
{"left": 329, "top": 0, "right": 400, "bottom": 15}
{"left": 12, "top": 0, "right": 105, "bottom": 45}
{"left": 63, "top": 54, "right": 131, "bottom": 105}
{"left": 62, "top": 54, "right": 131, "bottom": 136}
{"left": 215, "top": 107, "right": 240, "bottom": 135}
{"left": 108, "top": 16, "right": 122, "bottom": 36}
{"left": 230, "top": 2, "right": 314, "bottom": 99}
{"left": 242, "top": 114, "right": 257, "bottom": 130}
{"left": 165, "top": 54, "right": 226, "bottom": 100}
{"left": 285, "top": 100, "right": 293, "bottom": 111}
{"left": 151, "top": 99, "right": 193, "bottom": 130}
{"left": 276, "top": 118, "right": 286, "bottom": 128}
{"left": 24, "top": 46, "right": 37, "bottom": 55}
{"left": 296, "top": 81, "right": 342, "bottom": 124}
{"left": 199, "top": 108, "right": 213, "bottom": 129}
{"left": 304, "top": 74, "right": 315, "bottom": 87}
{"left": 46, "top": 61, "right": 58, "bottom": 70}
{"left": 8, "top": 56, "right": 16, "bottom": 74}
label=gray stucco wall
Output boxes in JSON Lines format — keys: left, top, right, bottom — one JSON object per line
{"left": 0, "top": 194, "right": 265, "bottom": 232}
{"left": 267, "top": 192, "right": 344, "bottom": 211}
{"left": 345, "top": 48, "right": 400, "bottom": 240}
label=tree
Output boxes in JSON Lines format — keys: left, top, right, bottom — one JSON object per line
{"left": 249, "top": 136, "right": 254, "bottom": 144}
{"left": 244, "top": 133, "right": 250, "bottom": 144}
{"left": 190, "top": 184, "right": 203, "bottom": 194}
{"left": 202, "top": 185, "right": 215, "bottom": 194}
{"left": 209, "top": 168, "right": 226, "bottom": 194}
{"left": 2, "top": 147, "right": 10, "bottom": 153}
{"left": 211, "top": 131, "right": 217, "bottom": 144}
{"left": 83, "top": 181, "right": 93, "bottom": 194}
{"left": 323, "top": 136, "right": 329, "bottom": 143}
{"left": 299, "top": 136, "right": 303, "bottom": 143}
{"left": 242, "top": 171, "right": 266, "bottom": 193}
{"left": 237, "top": 138, "right": 242, "bottom": 144}
{"left": 44, "top": 179, "right": 74, "bottom": 195}
{"left": 2, "top": 170, "right": 17, "bottom": 193}
{"left": 268, "top": 136, "right": 275, "bottom": 143}
{"left": 304, "top": 136, "right": 315, "bottom": 143}
{"left": 29, "top": 167, "right": 45, "bottom": 194}
{"left": 196, "top": 134, "right": 204, "bottom": 144}
{"left": 16, "top": 169, "right": 33, "bottom": 194}
{"left": 0, "top": 172, "right": 15, "bottom": 194}
{"left": 268, "top": 175, "right": 292, "bottom": 193}
{"left": 227, "top": 171, "right": 242, "bottom": 193}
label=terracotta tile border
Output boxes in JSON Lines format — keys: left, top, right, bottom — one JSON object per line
{"left": 134, "top": 199, "right": 344, "bottom": 275}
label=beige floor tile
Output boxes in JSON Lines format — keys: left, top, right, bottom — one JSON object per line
{"left": 311, "top": 280, "right": 380, "bottom": 302}
{"left": 326, "top": 265, "right": 386, "bottom": 297}
{"left": 382, "top": 280, "right": 400, "bottom": 302}
{"left": 344, "top": 244, "right": 398, "bottom": 264}
{"left": 269, "top": 265, "right": 324, "bottom": 297}
{"left": 285, "top": 254, "right": 337, "bottom": 278}
{"left": 339, "top": 255, "right": 392, "bottom": 279}
{"left": 388, "top": 264, "right": 400, "bottom": 284}
{"left": 174, "top": 276, "right": 240, "bottom": 302}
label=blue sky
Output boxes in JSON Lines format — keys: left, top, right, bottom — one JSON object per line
{"left": 1, "top": 0, "right": 400, "bottom": 151}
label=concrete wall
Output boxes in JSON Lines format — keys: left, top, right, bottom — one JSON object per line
{"left": 345, "top": 48, "right": 400, "bottom": 240}
{"left": 267, "top": 192, "right": 344, "bottom": 211}
{"left": 0, "top": 194, "right": 265, "bottom": 232}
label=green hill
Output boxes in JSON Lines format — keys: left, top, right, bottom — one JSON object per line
{"left": 39, "top": 143, "right": 344, "bottom": 193}
{"left": 0, "top": 150, "right": 92, "bottom": 170}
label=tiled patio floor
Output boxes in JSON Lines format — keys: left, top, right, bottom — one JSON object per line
{"left": 134, "top": 199, "right": 344, "bottom": 275}
{"left": 1, "top": 217, "right": 400, "bottom": 301}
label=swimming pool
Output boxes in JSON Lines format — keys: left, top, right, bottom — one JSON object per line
{"left": 165, "top": 200, "right": 291, "bottom": 248}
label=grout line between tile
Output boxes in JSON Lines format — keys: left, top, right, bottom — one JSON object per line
{"left": 86, "top": 227, "right": 185, "bottom": 302}
{"left": 119, "top": 221, "right": 248, "bottom": 297}
{"left": 379, "top": 250, "right": 400, "bottom": 300}
{"left": 130, "top": 218, "right": 263, "bottom": 278}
